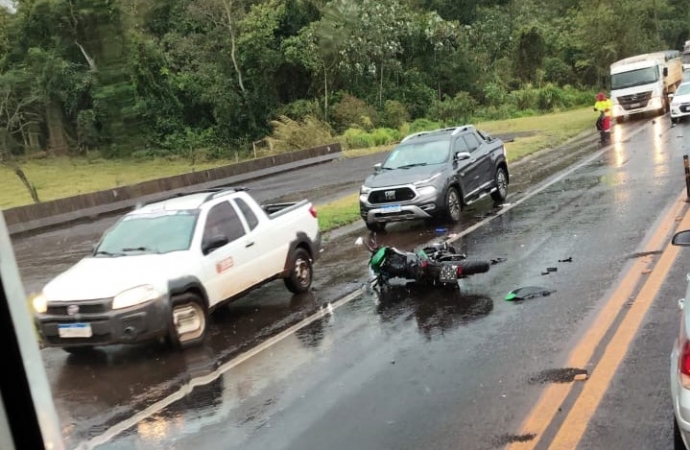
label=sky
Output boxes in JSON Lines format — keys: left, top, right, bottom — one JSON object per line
{"left": 0, "top": 0, "right": 15, "bottom": 13}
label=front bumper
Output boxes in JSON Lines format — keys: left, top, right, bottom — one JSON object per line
{"left": 359, "top": 185, "right": 442, "bottom": 224}
{"left": 671, "top": 105, "right": 690, "bottom": 120}
{"left": 35, "top": 296, "right": 171, "bottom": 348}
{"left": 613, "top": 97, "right": 664, "bottom": 119}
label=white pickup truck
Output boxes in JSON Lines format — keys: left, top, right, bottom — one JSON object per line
{"left": 31, "top": 187, "right": 321, "bottom": 353}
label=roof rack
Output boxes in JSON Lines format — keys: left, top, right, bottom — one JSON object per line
{"left": 202, "top": 186, "right": 249, "bottom": 203}
{"left": 400, "top": 131, "right": 432, "bottom": 143}
{"left": 451, "top": 125, "right": 471, "bottom": 135}
{"left": 136, "top": 187, "right": 249, "bottom": 209}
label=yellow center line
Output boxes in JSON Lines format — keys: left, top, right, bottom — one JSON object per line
{"left": 548, "top": 198, "right": 690, "bottom": 448}
{"left": 507, "top": 189, "right": 688, "bottom": 450}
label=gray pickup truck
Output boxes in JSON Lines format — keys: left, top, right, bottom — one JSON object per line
{"left": 359, "top": 125, "right": 509, "bottom": 231}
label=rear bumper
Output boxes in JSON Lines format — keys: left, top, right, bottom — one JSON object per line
{"left": 35, "top": 296, "right": 170, "bottom": 348}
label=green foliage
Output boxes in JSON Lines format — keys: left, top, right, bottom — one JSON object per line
{"left": 428, "top": 92, "right": 478, "bottom": 125}
{"left": 0, "top": 0, "right": 685, "bottom": 161}
{"left": 332, "top": 94, "right": 378, "bottom": 132}
{"left": 268, "top": 114, "right": 333, "bottom": 151}
{"left": 342, "top": 127, "right": 401, "bottom": 149}
{"left": 408, "top": 118, "right": 443, "bottom": 134}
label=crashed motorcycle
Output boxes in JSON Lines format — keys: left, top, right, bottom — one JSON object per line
{"left": 355, "top": 234, "right": 490, "bottom": 288}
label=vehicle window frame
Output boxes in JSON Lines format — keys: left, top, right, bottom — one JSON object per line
{"left": 462, "top": 132, "right": 482, "bottom": 153}
{"left": 233, "top": 197, "right": 259, "bottom": 231}
{"left": 201, "top": 200, "right": 246, "bottom": 251}
{"left": 453, "top": 136, "right": 470, "bottom": 154}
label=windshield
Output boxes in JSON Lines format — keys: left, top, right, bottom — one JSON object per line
{"left": 676, "top": 84, "right": 690, "bottom": 96}
{"left": 95, "top": 211, "right": 199, "bottom": 255}
{"left": 611, "top": 66, "right": 659, "bottom": 90}
{"left": 382, "top": 140, "right": 451, "bottom": 169}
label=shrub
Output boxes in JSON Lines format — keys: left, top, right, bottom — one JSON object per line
{"left": 279, "top": 99, "right": 323, "bottom": 120}
{"left": 371, "top": 128, "right": 402, "bottom": 146}
{"left": 343, "top": 128, "right": 375, "bottom": 148}
{"left": 428, "top": 91, "right": 477, "bottom": 125}
{"left": 332, "top": 94, "right": 378, "bottom": 132}
{"left": 408, "top": 118, "right": 443, "bottom": 134}
{"left": 267, "top": 115, "right": 334, "bottom": 151}
{"left": 381, "top": 100, "right": 410, "bottom": 128}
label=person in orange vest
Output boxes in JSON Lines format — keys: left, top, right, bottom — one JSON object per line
{"left": 594, "top": 92, "right": 613, "bottom": 145}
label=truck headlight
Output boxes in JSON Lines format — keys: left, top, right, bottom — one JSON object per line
{"left": 32, "top": 294, "right": 47, "bottom": 314}
{"left": 360, "top": 185, "right": 372, "bottom": 195}
{"left": 112, "top": 285, "right": 161, "bottom": 310}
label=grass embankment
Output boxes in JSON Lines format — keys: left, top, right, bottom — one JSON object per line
{"left": 1, "top": 107, "right": 595, "bottom": 233}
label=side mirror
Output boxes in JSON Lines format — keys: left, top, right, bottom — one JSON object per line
{"left": 672, "top": 230, "right": 690, "bottom": 246}
{"left": 203, "top": 234, "right": 229, "bottom": 255}
{"left": 373, "top": 163, "right": 383, "bottom": 173}
{"left": 664, "top": 67, "right": 669, "bottom": 77}
{"left": 455, "top": 152, "right": 471, "bottom": 161}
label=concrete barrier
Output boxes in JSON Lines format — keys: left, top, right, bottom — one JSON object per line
{"left": 4, "top": 143, "right": 342, "bottom": 236}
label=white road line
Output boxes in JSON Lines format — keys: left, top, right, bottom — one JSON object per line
{"left": 77, "top": 120, "right": 653, "bottom": 450}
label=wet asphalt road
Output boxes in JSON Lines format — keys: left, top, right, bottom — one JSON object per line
{"left": 9, "top": 116, "right": 690, "bottom": 449}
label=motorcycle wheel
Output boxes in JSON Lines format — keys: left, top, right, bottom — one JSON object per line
{"left": 457, "top": 260, "right": 491, "bottom": 276}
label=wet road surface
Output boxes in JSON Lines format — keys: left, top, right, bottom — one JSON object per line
{"left": 9, "top": 117, "right": 689, "bottom": 449}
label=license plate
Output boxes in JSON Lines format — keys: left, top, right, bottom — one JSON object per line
{"left": 630, "top": 102, "right": 642, "bottom": 109}
{"left": 439, "top": 265, "right": 458, "bottom": 283}
{"left": 381, "top": 204, "right": 402, "bottom": 213}
{"left": 683, "top": 106, "right": 690, "bottom": 113}
{"left": 58, "top": 323, "right": 92, "bottom": 338}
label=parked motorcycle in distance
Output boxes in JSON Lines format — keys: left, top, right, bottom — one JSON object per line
{"left": 355, "top": 233, "right": 490, "bottom": 289}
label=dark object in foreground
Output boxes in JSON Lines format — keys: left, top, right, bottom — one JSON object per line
{"left": 505, "top": 286, "right": 555, "bottom": 301}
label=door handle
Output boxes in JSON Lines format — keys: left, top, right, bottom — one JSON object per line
{"left": 245, "top": 241, "right": 255, "bottom": 248}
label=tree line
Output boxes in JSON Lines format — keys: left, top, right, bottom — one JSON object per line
{"left": 0, "top": 0, "right": 687, "bottom": 161}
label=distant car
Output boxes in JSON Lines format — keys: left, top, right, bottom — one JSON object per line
{"left": 671, "top": 82, "right": 690, "bottom": 123}
{"left": 670, "top": 229, "right": 690, "bottom": 449}
{"left": 358, "top": 125, "right": 509, "bottom": 231}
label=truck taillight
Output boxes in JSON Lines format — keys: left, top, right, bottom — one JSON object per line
{"left": 679, "top": 340, "right": 690, "bottom": 388}
{"left": 309, "top": 206, "right": 317, "bottom": 218}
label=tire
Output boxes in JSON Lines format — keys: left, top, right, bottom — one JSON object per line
{"left": 444, "top": 187, "right": 462, "bottom": 223}
{"left": 491, "top": 167, "right": 508, "bottom": 203}
{"left": 672, "top": 117, "right": 680, "bottom": 124}
{"left": 675, "top": 417, "right": 687, "bottom": 450}
{"left": 284, "top": 248, "right": 313, "bottom": 294}
{"left": 365, "top": 220, "right": 386, "bottom": 232}
{"left": 457, "top": 260, "right": 491, "bottom": 276}
{"left": 168, "top": 292, "right": 208, "bottom": 350}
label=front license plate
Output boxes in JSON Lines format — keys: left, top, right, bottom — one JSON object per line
{"left": 381, "top": 204, "right": 402, "bottom": 213}
{"left": 439, "top": 265, "right": 458, "bottom": 283}
{"left": 58, "top": 323, "right": 92, "bottom": 338}
{"left": 630, "top": 102, "right": 642, "bottom": 109}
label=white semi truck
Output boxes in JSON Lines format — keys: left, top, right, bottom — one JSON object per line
{"left": 610, "top": 50, "right": 683, "bottom": 121}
